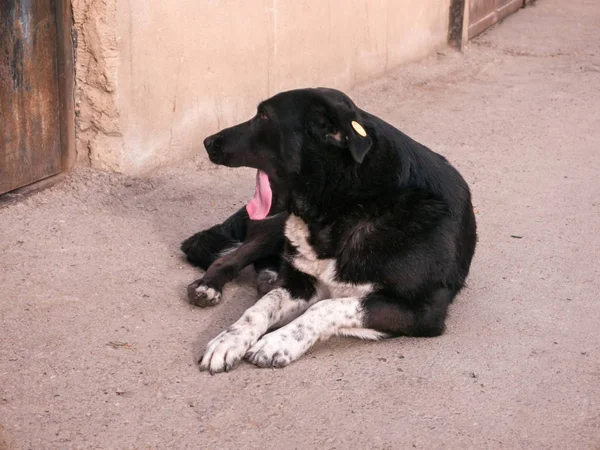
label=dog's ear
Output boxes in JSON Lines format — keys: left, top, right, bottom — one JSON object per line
{"left": 308, "top": 106, "right": 373, "bottom": 163}
{"left": 343, "top": 119, "right": 372, "bottom": 163}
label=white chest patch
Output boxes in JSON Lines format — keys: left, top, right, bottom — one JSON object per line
{"left": 284, "top": 214, "right": 374, "bottom": 299}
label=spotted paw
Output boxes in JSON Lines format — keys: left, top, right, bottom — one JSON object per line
{"left": 199, "top": 328, "right": 254, "bottom": 374}
{"left": 187, "top": 280, "right": 222, "bottom": 307}
{"left": 245, "top": 331, "right": 304, "bottom": 368}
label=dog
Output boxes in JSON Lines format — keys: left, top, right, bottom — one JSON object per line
{"left": 195, "top": 87, "right": 477, "bottom": 374}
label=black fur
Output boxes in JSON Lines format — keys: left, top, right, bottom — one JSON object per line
{"left": 199, "top": 87, "right": 477, "bottom": 337}
{"left": 181, "top": 207, "right": 249, "bottom": 270}
{"left": 181, "top": 207, "right": 287, "bottom": 306}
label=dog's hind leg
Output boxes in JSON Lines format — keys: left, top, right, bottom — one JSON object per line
{"left": 188, "top": 214, "right": 286, "bottom": 307}
{"left": 180, "top": 207, "right": 249, "bottom": 270}
{"left": 361, "top": 288, "right": 455, "bottom": 338}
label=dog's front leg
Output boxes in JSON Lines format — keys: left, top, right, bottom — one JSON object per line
{"left": 245, "top": 297, "right": 388, "bottom": 369}
{"left": 199, "top": 288, "right": 312, "bottom": 374}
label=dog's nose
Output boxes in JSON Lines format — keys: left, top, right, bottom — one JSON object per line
{"left": 203, "top": 133, "right": 221, "bottom": 151}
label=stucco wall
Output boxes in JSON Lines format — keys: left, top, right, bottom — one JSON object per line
{"left": 73, "top": 0, "right": 451, "bottom": 174}
{"left": 72, "top": 0, "right": 121, "bottom": 170}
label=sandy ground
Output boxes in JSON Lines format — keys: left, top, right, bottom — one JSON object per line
{"left": 2, "top": 1, "right": 599, "bottom": 448}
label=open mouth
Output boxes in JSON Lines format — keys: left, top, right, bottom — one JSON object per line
{"left": 246, "top": 170, "right": 272, "bottom": 220}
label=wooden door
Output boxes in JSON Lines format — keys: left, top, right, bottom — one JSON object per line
{"left": 468, "top": 0, "right": 525, "bottom": 40}
{"left": 0, "top": 0, "right": 62, "bottom": 194}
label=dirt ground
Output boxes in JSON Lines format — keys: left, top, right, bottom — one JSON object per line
{"left": 1, "top": 1, "right": 599, "bottom": 448}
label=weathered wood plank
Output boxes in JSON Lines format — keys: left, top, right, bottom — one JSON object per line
{"left": 0, "top": 0, "right": 62, "bottom": 194}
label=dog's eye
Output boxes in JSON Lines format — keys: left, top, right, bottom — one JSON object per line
{"left": 258, "top": 111, "right": 269, "bottom": 121}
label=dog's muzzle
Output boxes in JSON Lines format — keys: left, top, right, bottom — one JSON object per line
{"left": 203, "top": 133, "right": 224, "bottom": 164}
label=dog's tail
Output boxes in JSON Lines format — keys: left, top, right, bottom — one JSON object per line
{"left": 180, "top": 207, "right": 249, "bottom": 270}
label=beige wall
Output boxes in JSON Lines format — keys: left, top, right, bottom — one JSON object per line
{"left": 74, "top": 0, "right": 451, "bottom": 174}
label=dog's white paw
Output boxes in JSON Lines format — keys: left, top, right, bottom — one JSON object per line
{"left": 257, "top": 268, "right": 278, "bottom": 284}
{"left": 195, "top": 285, "right": 221, "bottom": 304}
{"left": 256, "top": 269, "right": 279, "bottom": 295}
{"left": 199, "top": 328, "right": 254, "bottom": 374}
{"left": 188, "top": 282, "right": 222, "bottom": 307}
{"left": 245, "top": 329, "right": 307, "bottom": 368}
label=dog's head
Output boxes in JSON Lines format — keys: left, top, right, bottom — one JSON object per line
{"left": 203, "top": 88, "right": 374, "bottom": 219}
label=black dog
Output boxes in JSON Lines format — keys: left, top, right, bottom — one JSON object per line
{"left": 195, "top": 87, "right": 477, "bottom": 373}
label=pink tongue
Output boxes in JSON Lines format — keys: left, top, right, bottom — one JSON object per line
{"left": 246, "top": 170, "right": 272, "bottom": 220}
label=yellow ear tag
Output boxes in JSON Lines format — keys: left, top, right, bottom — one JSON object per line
{"left": 351, "top": 121, "right": 367, "bottom": 137}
